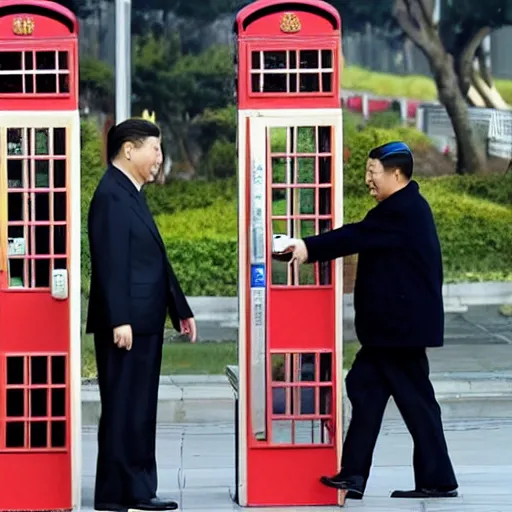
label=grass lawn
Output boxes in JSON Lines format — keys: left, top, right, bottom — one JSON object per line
{"left": 81, "top": 333, "right": 360, "bottom": 379}
{"left": 342, "top": 65, "right": 512, "bottom": 104}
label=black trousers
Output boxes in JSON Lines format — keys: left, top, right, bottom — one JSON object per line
{"left": 93, "top": 330, "right": 163, "bottom": 508}
{"left": 340, "top": 346, "right": 458, "bottom": 491}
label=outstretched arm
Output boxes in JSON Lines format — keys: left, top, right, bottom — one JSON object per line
{"left": 304, "top": 212, "right": 403, "bottom": 263}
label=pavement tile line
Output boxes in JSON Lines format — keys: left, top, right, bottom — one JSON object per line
{"left": 177, "top": 429, "right": 186, "bottom": 509}
{"left": 460, "top": 313, "right": 512, "bottom": 345}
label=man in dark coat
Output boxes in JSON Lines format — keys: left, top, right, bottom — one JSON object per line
{"left": 276, "top": 141, "right": 458, "bottom": 500}
{"left": 86, "top": 119, "right": 196, "bottom": 511}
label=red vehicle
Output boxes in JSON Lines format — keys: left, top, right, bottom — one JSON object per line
{"left": 233, "top": 0, "right": 345, "bottom": 507}
{"left": 0, "top": 1, "right": 81, "bottom": 510}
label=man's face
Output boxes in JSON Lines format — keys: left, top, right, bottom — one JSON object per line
{"left": 129, "top": 136, "right": 162, "bottom": 185}
{"left": 365, "top": 158, "right": 399, "bottom": 202}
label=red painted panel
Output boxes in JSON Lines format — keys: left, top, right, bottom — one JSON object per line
{"left": 235, "top": 0, "right": 341, "bottom": 35}
{"left": 0, "top": 14, "right": 72, "bottom": 39}
{"left": 0, "top": 41, "right": 78, "bottom": 111}
{"left": 0, "top": 293, "right": 69, "bottom": 351}
{"left": 0, "top": 124, "right": 74, "bottom": 510}
{"left": 268, "top": 287, "right": 335, "bottom": 351}
{"left": 247, "top": 447, "right": 338, "bottom": 506}
{"left": 243, "top": 116, "right": 340, "bottom": 506}
{"left": 242, "top": 11, "right": 335, "bottom": 37}
{"left": 0, "top": 453, "right": 71, "bottom": 510}
{"left": 237, "top": 40, "right": 341, "bottom": 110}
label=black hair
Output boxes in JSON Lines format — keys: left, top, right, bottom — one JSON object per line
{"left": 368, "top": 141, "right": 414, "bottom": 179}
{"left": 106, "top": 118, "right": 161, "bottom": 162}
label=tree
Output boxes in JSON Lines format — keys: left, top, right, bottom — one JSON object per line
{"left": 328, "top": 0, "right": 488, "bottom": 173}
{"left": 440, "top": 0, "right": 512, "bottom": 109}
{"left": 131, "top": 34, "right": 234, "bottom": 176}
{"left": 391, "top": 0, "right": 487, "bottom": 173}
{"left": 79, "top": 58, "right": 114, "bottom": 113}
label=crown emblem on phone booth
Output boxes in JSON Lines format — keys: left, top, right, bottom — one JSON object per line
{"left": 280, "top": 12, "right": 301, "bottom": 33}
{"left": 12, "top": 16, "right": 35, "bottom": 36}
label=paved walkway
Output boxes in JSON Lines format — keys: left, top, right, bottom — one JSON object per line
{"left": 81, "top": 418, "right": 512, "bottom": 511}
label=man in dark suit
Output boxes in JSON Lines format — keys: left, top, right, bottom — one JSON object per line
{"left": 86, "top": 119, "right": 196, "bottom": 512}
{"left": 275, "top": 142, "right": 458, "bottom": 500}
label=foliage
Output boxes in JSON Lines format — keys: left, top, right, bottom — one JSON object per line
{"left": 202, "top": 139, "right": 237, "bottom": 179}
{"left": 80, "top": 119, "right": 105, "bottom": 295}
{"left": 164, "top": 237, "right": 238, "bottom": 296}
{"left": 344, "top": 178, "right": 512, "bottom": 283}
{"left": 151, "top": 176, "right": 512, "bottom": 295}
{"left": 79, "top": 58, "right": 115, "bottom": 114}
{"left": 343, "top": 125, "right": 432, "bottom": 194}
{"left": 144, "top": 177, "right": 237, "bottom": 215}
{"left": 194, "top": 105, "right": 237, "bottom": 153}
{"left": 440, "top": 0, "right": 512, "bottom": 55}
{"left": 366, "top": 109, "right": 403, "bottom": 129}
{"left": 79, "top": 120, "right": 512, "bottom": 301}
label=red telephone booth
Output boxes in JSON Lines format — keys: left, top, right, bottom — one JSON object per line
{"left": 0, "top": 1, "right": 81, "bottom": 510}
{"left": 234, "top": 0, "right": 345, "bottom": 507}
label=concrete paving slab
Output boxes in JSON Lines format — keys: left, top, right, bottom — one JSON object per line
{"left": 81, "top": 418, "right": 512, "bottom": 511}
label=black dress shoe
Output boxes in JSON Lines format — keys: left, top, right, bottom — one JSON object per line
{"left": 320, "top": 474, "right": 364, "bottom": 499}
{"left": 129, "top": 497, "right": 179, "bottom": 511}
{"left": 391, "top": 488, "right": 458, "bottom": 498}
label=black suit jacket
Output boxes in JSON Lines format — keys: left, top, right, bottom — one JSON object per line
{"left": 86, "top": 165, "right": 193, "bottom": 335}
{"left": 304, "top": 181, "right": 444, "bottom": 348}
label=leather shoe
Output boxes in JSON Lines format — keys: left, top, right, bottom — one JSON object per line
{"left": 129, "top": 497, "right": 179, "bottom": 511}
{"left": 391, "top": 488, "right": 458, "bottom": 498}
{"left": 320, "top": 474, "right": 364, "bottom": 499}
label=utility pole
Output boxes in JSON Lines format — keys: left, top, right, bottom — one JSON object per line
{"left": 115, "top": 0, "right": 132, "bottom": 124}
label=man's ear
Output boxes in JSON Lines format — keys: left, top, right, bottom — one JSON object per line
{"left": 124, "top": 141, "right": 134, "bottom": 160}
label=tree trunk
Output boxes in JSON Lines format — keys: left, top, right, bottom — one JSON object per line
{"left": 432, "top": 52, "right": 486, "bottom": 174}
{"left": 392, "top": 0, "right": 486, "bottom": 175}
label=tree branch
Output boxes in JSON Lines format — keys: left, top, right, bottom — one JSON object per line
{"left": 475, "top": 38, "right": 493, "bottom": 87}
{"left": 458, "top": 26, "right": 491, "bottom": 89}
{"left": 393, "top": 0, "right": 430, "bottom": 50}
{"left": 416, "top": 0, "right": 435, "bottom": 29}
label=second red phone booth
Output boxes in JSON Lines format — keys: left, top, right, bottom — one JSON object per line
{"left": 233, "top": 0, "right": 345, "bottom": 507}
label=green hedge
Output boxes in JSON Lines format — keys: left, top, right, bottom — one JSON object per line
{"left": 80, "top": 119, "right": 512, "bottom": 298}
{"left": 154, "top": 184, "right": 512, "bottom": 295}
{"left": 344, "top": 126, "right": 432, "bottom": 194}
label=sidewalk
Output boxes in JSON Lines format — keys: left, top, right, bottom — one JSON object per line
{"left": 81, "top": 305, "right": 512, "bottom": 426}
{"left": 80, "top": 418, "right": 512, "bottom": 511}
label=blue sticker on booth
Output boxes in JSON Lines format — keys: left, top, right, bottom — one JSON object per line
{"left": 251, "top": 264, "right": 266, "bottom": 288}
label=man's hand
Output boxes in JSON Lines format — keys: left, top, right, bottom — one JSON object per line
{"left": 180, "top": 317, "right": 197, "bottom": 343}
{"left": 290, "top": 239, "right": 308, "bottom": 264}
{"left": 272, "top": 237, "right": 308, "bottom": 264}
{"left": 113, "top": 324, "right": 133, "bottom": 350}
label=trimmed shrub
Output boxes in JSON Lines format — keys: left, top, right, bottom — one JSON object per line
{"left": 79, "top": 118, "right": 512, "bottom": 299}
{"left": 153, "top": 182, "right": 512, "bottom": 295}
{"left": 343, "top": 125, "right": 432, "bottom": 194}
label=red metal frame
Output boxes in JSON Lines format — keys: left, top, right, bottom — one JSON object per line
{"left": 0, "top": 0, "right": 78, "bottom": 111}
{"left": 244, "top": 121, "right": 339, "bottom": 506}
{"left": 237, "top": 1, "right": 343, "bottom": 506}
{"left": 235, "top": 0, "right": 341, "bottom": 111}
{"left": 0, "top": 1, "right": 78, "bottom": 510}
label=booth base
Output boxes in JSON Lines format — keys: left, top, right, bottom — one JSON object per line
{"left": 225, "top": 365, "right": 346, "bottom": 508}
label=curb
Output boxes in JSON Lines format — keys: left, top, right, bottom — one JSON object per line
{"left": 187, "top": 282, "right": 512, "bottom": 322}
{"left": 81, "top": 372, "right": 512, "bottom": 426}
